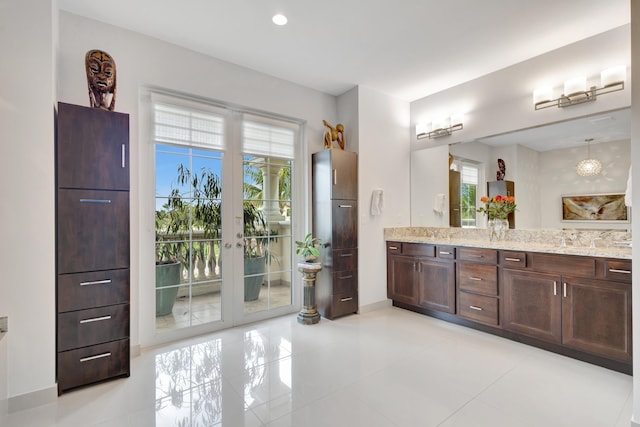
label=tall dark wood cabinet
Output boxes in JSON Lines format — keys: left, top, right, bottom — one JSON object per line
{"left": 312, "top": 150, "right": 358, "bottom": 319}
{"left": 55, "top": 102, "right": 130, "bottom": 394}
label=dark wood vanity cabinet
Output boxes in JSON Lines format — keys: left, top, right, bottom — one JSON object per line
{"left": 387, "top": 241, "right": 632, "bottom": 372}
{"left": 386, "top": 243, "right": 455, "bottom": 314}
{"left": 312, "top": 150, "right": 358, "bottom": 319}
{"left": 56, "top": 103, "right": 130, "bottom": 394}
{"left": 503, "top": 254, "right": 632, "bottom": 363}
{"left": 502, "top": 269, "right": 562, "bottom": 343}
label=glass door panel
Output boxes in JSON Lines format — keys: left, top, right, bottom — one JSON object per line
{"left": 242, "top": 156, "right": 293, "bottom": 314}
{"left": 155, "top": 145, "right": 224, "bottom": 332}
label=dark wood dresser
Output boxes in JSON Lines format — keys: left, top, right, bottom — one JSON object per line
{"left": 55, "top": 102, "right": 130, "bottom": 394}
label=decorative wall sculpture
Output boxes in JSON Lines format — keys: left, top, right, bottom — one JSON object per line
{"left": 85, "top": 49, "right": 117, "bottom": 111}
{"left": 496, "top": 158, "right": 506, "bottom": 181}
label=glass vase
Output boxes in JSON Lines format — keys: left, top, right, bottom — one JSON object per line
{"left": 488, "top": 218, "right": 509, "bottom": 241}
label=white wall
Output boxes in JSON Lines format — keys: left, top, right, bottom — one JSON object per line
{"left": 630, "top": 1, "right": 640, "bottom": 425}
{"left": 512, "top": 145, "right": 541, "bottom": 229}
{"left": 411, "top": 146, "right": 450, "bottom": 227}
{"left": 411, "top": 25, "right": 630, "bottom": 152}
{"left": 539, "top": 139, "right": 630, "bottom": 229}
{"left": 350, "top": 86, "right": 410, "bottom": 307}
{"left": 0, "top": 0, "right": 57, "bottom": 405}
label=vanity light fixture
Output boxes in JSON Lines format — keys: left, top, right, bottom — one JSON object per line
{"left": 533, "top": 66, "right": 626, "bottom": 110}
{"left": 576, "top": 138, "right": 602, "bottom": 176}
{"left": 416, "top": 114, "right": 464, "bottom": 140}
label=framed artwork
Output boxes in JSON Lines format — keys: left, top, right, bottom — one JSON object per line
{"left": 561, "top": 193, "right": 629, "bottom": 222}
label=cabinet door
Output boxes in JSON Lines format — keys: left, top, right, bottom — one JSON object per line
{"left": 562, "top": 276, "right": 632, "bottom": 362}
{"left": 332, "top": 200, "right": 357, "bottom": 249}
{"left": 502, "top": 269, "right": 561, "bottom": 344}
{"left": 57, "top": 102, "right": 129, "bottom": 191}
{"left": 417, "top": 259, "right": 455, "bottom": 314}
{"left": 57, "top": 189, "right": 130, "bottom": 274}
{"left": 387, "top": 255, "right": 418, "bottom": 305}
{"left": 330, "top": 150, "right": 357, "bottom": 200}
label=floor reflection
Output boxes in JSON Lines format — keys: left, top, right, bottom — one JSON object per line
{"left": 154, "top": 329, "right": 292, "bottom": 426}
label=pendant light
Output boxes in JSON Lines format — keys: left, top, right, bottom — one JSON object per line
{"left": 576, "top": 138, "right": 602, "bottom": 176}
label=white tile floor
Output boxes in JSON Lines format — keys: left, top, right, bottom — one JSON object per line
{"left": 3, "top": 306, "right": 633, "bottom": 427}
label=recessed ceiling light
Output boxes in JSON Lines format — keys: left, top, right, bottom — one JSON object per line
{"left": 272, "top": 14, "right": 288, "bottom": 26}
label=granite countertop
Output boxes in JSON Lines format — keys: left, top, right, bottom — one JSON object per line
{"left": 385, "top": 227, "right": 632, "bottom": 260}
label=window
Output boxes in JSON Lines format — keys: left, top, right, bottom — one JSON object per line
{"left": 460, "top": 162, "right": 479, "bottom": 228}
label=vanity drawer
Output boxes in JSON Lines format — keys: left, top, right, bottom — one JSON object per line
{"left": 531, "top": 253, "right": 595, "bottom": 277}
{"left": 501, "top": 251, "right": 527, "bottom": 268}
{"left": 458, "top": 247, "right": 497, "bottom": 264}
{"left": 58, "top": 304, "right": 130, "bottom": 351}
{"left": 458, "top": 264, "right": 498, "bottom": 296}
{"left": 333, "top": 270, "right": 358, "bottom": 294}
{"left": 57, "top": 338, "right": 130, "bottom": 393}
{"left": 436, "top": 246, "right": 455, "bottom": 259}
{"left": 387, "top": 242, "right": 402, "bottom": 254}
{"left": 402, "top": 243, "right": 435, "bottom": 257}
{"left": 333, "top": 249, "right": 358, "bottom": 271}
{"left": 57, "top": 269, "right": 129, "bottom": 312}
{"left": 604, "top": 260, "right": 632, "bottom": 283}
{"left": 458, "top": 292, "right": 499, "bottom": 326}
{"left": 331, "top": 291, "right": 358, "bottom": 317}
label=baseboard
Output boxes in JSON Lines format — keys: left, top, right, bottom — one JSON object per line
{"left": 358, "top": 299, "right": 392, "bottom": 314}
{"left": 131, "top": 344, "right": 141, "bottom": 357}
{"left": 8, "top": 386, "right": 57, "bottom": 413}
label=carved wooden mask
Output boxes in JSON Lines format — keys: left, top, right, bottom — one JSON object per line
{"left": 85, "top": 49, "right": 116, "bottom": 111}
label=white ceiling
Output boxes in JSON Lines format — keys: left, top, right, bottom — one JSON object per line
{"left": 58, "top": 0, "right": 630, "bottom": 102}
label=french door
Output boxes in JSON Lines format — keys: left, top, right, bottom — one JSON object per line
{"left": 152, "top": 96, "right": 299, "bottom": 337}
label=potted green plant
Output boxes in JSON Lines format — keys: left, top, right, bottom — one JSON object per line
{"left": 243, "top": 201, "right": 279, "bottom": 301}
{"left": 295, "top": 233, "right": 322, "bottom": 263}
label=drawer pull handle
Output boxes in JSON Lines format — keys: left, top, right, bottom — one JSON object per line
{"left": 469, "top": 305, "right": 483, "bottom": 311}
{"left": 468, "top": 254, "right": 483, "bottom": 258}
{"left": 338, "top": 205, "right": 353, "bottom": 208}
{"left": 80, "top": 199, "right": 111, "bottom": 204}
{"left": 563, "top": 282, "right": 567, "bottom": 298}
{"left": 505, "top": 257, "right": 521, "bottom": 262}
{"left": 388, "top": 246, "right": 398, "bottom": 250}
{"left": 340, "top": 253, "right": 353, "bottom": 257}
{"left": 609, "top": 268, "right": 631, "bottom": 274}
{"left": 333, "top": 169, "right": 337, "bottom": 185}
{"left": 80, "top": 352, "right": 111, "bottom": 363}
{"left": 80, "top": 315, "right": 112, "bottom": 324}
{"left": 121, "top": 144, "right": 126, "bottom": 168}
{"left": 340, "top": 297, "right": 353, "bottom": 302}
{"left": 439, "top": 251, "right": 451, "bottom": 255}
{"left": 339, "top": 275, "right": 353, "bottom": 280}
{"left": 469, "top": 277, "right": 482, "bottom": 281}
{"left": 553, "top": 281, "right": 557, "bottom": 296}
{"left": 80, "top": 279, "right": 112, "bottom": 286}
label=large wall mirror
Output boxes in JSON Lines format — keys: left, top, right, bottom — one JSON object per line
{"left": 411, "top": 108, "right": 631, "bottom": 230}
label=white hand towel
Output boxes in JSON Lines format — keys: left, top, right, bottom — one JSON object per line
{"left": 625, "top": 166, "right": 632, "bottom": 207}
{"left": 370, "top": 189, "right": 383, "bottom": 215}
{"left": 433, "top": 193, "right": 446, "bottom": 215}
